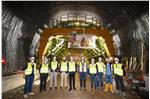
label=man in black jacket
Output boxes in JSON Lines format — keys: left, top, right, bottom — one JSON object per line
{"left": 68, "top": 56, "right": 77, "bottom": 91}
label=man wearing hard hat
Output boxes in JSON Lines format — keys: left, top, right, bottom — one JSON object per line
{"left": 78, "top": 57, "right": 87, "bottom": 90}
{"left": 68, "top": 56, "right": 77, "bottom": 91}
{"left": 39, "top": 56, "right": 49, "bottom": 92}
{"left": 96, "top": 57, "right": 105, "bottom": 91}
{"left": 50, "top": 56, "right": 59, "bottom": 90}
{"left": 104, "top": 58, "right": 114, "bottom": 93}
{"left": 89, "top": 58, "right": 98, "bottom": 90}
{"left": 113, "top": 57, "right": 126, "bottom": 98}
{"left": 22, "top": 57, "right": 36, "bottom": 98}
{"left": 60, "top": 57, "right": 68, "bottom": 89}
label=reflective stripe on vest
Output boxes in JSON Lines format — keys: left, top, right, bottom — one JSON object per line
{"left": 40, "top": 63, "right": 49, "bottom": 73}
{"left": 60, "top": 61, "right": 68, "bottom": 72}
{"left": 113, "top": 63, "right": 123, "bottom": 76}
{"left": 51, "top": 61, "right": 58, "bottom": 70}
{"left": 96, "top": 62, "right": 104, "bottom": 72}
{"left": 79, "top": 62, "right": 87, "bottom": 72}
{"left": 69, "top": 62, "right": 75, "bottom": 72}
{"left": 89, "top": 64, "right": 97, "bottom": 74}
{"left": 25, "top": 62, "right": 36, "bottom": 75}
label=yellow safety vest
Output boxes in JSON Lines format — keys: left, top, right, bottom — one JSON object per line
{"left": 79, "top": 62, "right": 87, "bottom": 72}
{"left": 51, "top": 61, "right": 58, "bottom": 71}
{"left": 40, "top": 63, "right": 49, "bottom": 73}
{"left": 89, "top": 64, "right": 97, "bottom": 74}
{"left": 25, "top": 62, "right": 36, "bottom": 75}
{"left": 96, "top": 62, "right": 105, "bottom": 73}
{"left": 60, "top": 61, "right": 68, "bottom": 72}
{"left": 113, "top": 63, "right": 123, "bottom": 76}
{"left": 68, "top": 61, "right": 76, "bottom": 72}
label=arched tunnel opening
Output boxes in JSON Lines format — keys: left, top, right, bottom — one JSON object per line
{"left": 2, "top": 1, "right": 149, "bottom": 99}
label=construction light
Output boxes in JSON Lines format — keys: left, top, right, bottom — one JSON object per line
{"left": 38, "top": 28, "right": 43, "bottom": 33}
{"left": 44, "top": 24, "right": 49, "bottom": 28}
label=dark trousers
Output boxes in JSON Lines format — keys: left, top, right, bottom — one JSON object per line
{"left": 24, "top": 75, "right": 34, "bottom": 94}
{"left": 69, "top": 72, "right": 75, "bottom": 89}
{"left": 115, "top": 74, "right": 125, "bottom": 92}
{"left": 79, "top": 72, "right": 86, "bottom": 88}
{"left": 97, "top": 72, "right": 103, "bottom": 88}
{"left": 90, "top": 74, "right": 97, "bottom": 89}
{"left": 40, "top": 73, "right": 48, "bottom": 92}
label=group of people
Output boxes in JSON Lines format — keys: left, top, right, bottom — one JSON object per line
{"left": 22, "top": 56, "right": 126, "bottom": 98}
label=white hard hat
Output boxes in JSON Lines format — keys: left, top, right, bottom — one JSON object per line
{"left": 81, "top": 57, "right": 85, "bottom": 60}
{"left": 70, "top": 56, "right": 73, "bottom": 58}
{"left": 91, "top": 58, "right": 94, "bottom": 62}
{"left": 99, "top": 57, "right": 102, "bottom": 60}
{"left": 114, "top": 58, "right": 119, "bottom": 61}
{"left": 63, "top": 57, "right": 66, "bottom": 60}
{"left": 53, "top": 56, "right": 56, "bottom": 59}
{"left": 30, "top": 57, "right": 35, "bottom": 60}
{"left": 105, "top": 58, "right": 110, "bottom": 62}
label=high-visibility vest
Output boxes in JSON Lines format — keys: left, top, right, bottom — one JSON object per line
{"left": 79, "top": 62, "right": 87, "bottom": 72}
{"left": 89, "top": 64, "right": 97, "bottom": 74}
{"left": 96, "top": 62, "right": 105, "bottom": 73}
{"left": 113, "top": 63, "right": 123, "bottom": 76}
{"left": 40, "top": 63, "right": 49, "bottom": 73}
{"left": 51, "top": 61, "right": 58, "bottom": 71}
{"left": 60, "top": 61, "right": 68, "bottom": 72}
{"left": 68, "top": 61, "right": 76, "bottom": 72}
{"left": 25, "top": 62, "right": 36, "bottom": 75}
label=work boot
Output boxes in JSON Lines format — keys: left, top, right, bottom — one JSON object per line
{"left": 55, "top": 87, "right": 57, "bottom": 89}
{"left": 105, "top": 84, "right": 108, "bottom": 92}
{"left": 69, "top": 88, "right": 72, "bottom": 91}
{"left": 24, "top": 94, "right": 28, "bottom": 98}
{"left": 73, "top": 87, "right": 76, "bottom": 90}
{"left": 50, "top": 87, "right": 52, "bottom": 90}
{"left": 28, "top": 92, "right": 34, "bottom": 95}
{"left": 110, "top": 84, "right": 114, "bottom": 93}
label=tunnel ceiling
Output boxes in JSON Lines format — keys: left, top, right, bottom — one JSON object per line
{"left": 3, "top": 1, "right": 148, "bottom": 35}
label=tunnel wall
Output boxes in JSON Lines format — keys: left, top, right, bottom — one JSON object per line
{"left": 118, "top": 12, "right": 149, "bottom": 74}
{"left": 2, "top": 6, "right": 26, "bottom": 75}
